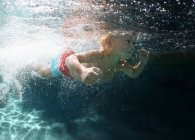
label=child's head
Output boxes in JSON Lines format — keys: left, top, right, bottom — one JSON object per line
{"left": 100, "top": 31, "right": 140, "bottom": 59}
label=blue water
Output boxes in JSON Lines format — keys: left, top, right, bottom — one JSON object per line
{"left": 0, "top": 0, "right": 195, "bottom": 140}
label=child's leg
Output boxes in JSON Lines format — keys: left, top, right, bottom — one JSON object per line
{"left": 32, "top": 53, "right": 64, "bottom": 78}
{"left": 31, "top": 64, "right": 52, "bottom": 78}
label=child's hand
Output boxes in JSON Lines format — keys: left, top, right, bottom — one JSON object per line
{"left": 138, "top": 48, "right": 150, "bottom": 63}
{"left": 82, "top": 67, "right": 102, "bottom": 84}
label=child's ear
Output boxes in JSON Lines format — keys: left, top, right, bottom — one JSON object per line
{"left": 101, "top": 33, "right": 113, "bottom": 47}
{"left": 105, "top": 34, "right": 113, "bottom": 46}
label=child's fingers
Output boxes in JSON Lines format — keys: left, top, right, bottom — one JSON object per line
{"left": 91, "top": 70, "right": 99, "bottom": 76}
{"left": 91, "top": 67, "right": 102, "bottom": 75}
{"left": 85, "top": 68, "right": 101, "bottom": 84}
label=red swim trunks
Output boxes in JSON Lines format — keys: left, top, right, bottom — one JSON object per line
{"left": 59, "top": 50, "right": 75, "bottom": 79}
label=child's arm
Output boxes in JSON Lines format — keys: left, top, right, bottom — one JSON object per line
{"left": 66, "top": 50, "right": 102, "bottom": 84}
{"left": 120, "top": 48, "right": 149, "bottom": 79}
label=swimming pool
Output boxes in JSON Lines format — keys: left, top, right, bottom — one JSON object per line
{"left": 0, "top": 0, "right": 195, "bottom": 140}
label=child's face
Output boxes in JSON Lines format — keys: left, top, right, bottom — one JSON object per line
{"left": 112, "top": 32, "right": 139, "bottom": 59}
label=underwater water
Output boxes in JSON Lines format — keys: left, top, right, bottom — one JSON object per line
{"left": 0, "top": 0, "right": 195, "bottom": 140}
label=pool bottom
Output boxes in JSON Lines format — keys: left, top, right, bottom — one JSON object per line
{"left": 0, "top": 93, "right": 143, "bottom": 140}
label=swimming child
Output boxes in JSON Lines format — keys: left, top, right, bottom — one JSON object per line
{"left": 32, "top": 32, "right": 149, "bottom": 85}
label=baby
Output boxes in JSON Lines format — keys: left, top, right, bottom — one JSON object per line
{"left": 32, "top": 32, "right": 149, "bottom": 85}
